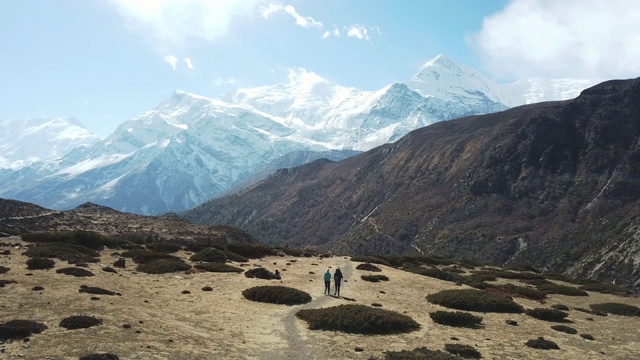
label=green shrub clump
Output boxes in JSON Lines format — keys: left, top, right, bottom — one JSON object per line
{"left": 537, "top": 283, "right": 588, "bottom": 296}
{"left": 23, "top": 243, "right": 100, "bottom": 263}
{"left": 405, "top": 266, "right": 463, "bottom": 283}
{"left": 355, "top": 263, "right": 382, "bottom": 272}
{"left": 0, "top": 265, "right": 9, "bottom": 274}
{"left": 136, "top": 259, "right": 191, "bottom": 274}
{"left": 26, "top": 257, "right": 56, "bottom": 270}
{"left": 525, "top": 337, "right": 559, "bottom": 350}
{"left": 190, "top": 247, "right": 227, "bottom": 262}
{"left": 525, "top": 308, "right": 569, "bottom": 322}
{"left": 579, "top": 283, "right": 632, "bottom": 296}
{"left": 589, "top": 303, "right": 640, "bottom": 317}
{"left": 194, "top": 263, "right": 244, "bottom": 273}
{"left": 296, "top": 304, "right": 420, "bottom": 334}
{"left": 21, "top": 230, "right": 118, "bottom": 249}
{"left": 444, "top": 343, "right": 482, "bottom": 359}
{"left": 59, "top": 315, "right": 103, "bottom": 330}
{"left": 56, "top": 267, "right": 95, "bottom": 277}
{"left": 427, "top": 289, "right": 524, "bottom": 313}
{"left": 244, "top": 267, "right": 278, "bottom": 279}
{"left": 224, "top": 243, "right": 276, "bottom": 259}
{"left": 361, "top": 274, "right": 389, "bottom": 282}
{"left": 120, "top": 249, "right": 178, "bottom": 264}
{"left": 385, "top": 347, "right": 457, "bottom": 360}
{"left": 488, "top": 284, "right": 546, "bottom": 300}
{"left": 472, "top": 269, "right": 544, "bottom": 280}
{"left": 0, "top": 319, "right": 48, "bottom": 340}
{"left": 79, "top": 353, "right": 119, "bottom": 360}
{"left": 551, "top": 324, "right": 577, "bottom": 334}
{"left": 242, "top": 286, "right": 311, "bottom": 305}
{"left": 351, "top": 255, "right": 391, "bottom": 266}
{"left": 429, "top": 311, "right": 482, "bottom": 328}
{"left": 79, "top": 285, "right": 121, "bottom": 296}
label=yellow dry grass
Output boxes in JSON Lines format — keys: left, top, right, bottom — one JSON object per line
{"left": 1, "top": 237, "right": 639, "bottom": 360}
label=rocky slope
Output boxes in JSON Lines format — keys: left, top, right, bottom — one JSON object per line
{"left": 185, "top": 78, "right": 640, "bottom": 291}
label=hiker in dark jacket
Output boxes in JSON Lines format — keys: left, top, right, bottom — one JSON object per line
{"left": 324, "top": 269, "right": 331, "bottom": 295}
{"left": 334, "top": 267, "right": 343, "bottom": 296}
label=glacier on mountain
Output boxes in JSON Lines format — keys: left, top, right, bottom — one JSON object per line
{"left": 0, "top": 55, "right": 600, "bottom": 214}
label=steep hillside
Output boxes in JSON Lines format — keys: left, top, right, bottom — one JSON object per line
{"left": 185, "top": 78, "right": 640, "bottom": 291}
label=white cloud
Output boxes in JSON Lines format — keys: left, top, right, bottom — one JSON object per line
{"left": 345, "top": 24, "right": 380, "bottom": 42}
{"left": 184, "top": 57, "right": 194, "bottom": 70}
{"left": 164, "top": 55, "right": 178, "bottom": 70}
{"left": 472, "top": 0, "right": 640, "bottom": 79}
{"left": 107, "top": 0, "right": 260, "bottom": 50}
{"left": 260, "top": 3, "right": 322, "bottom": 28}
{"left": 322, "top": 26, "right": 341, "bottom": 39}
{"left": 214, "top": 77, "right": 238, "bottom": 86}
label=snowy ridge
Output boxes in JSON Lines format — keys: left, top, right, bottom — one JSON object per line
{"left": 0, "top": 55, "right": 600, "bottom": 214}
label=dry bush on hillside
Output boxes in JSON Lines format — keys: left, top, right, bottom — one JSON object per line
{"left": 525, "top": 308, "right": 569, "bottom": 322}
{"left": 429, "top": 311, "right": 483, "bottom": 328}
{"left": 78, "top": 354, "right": 119, "bottom": 360}
{"left": 356, "top": 263, "right": 382, "bottom": 272}
{"left": 190, "top": 247, "right": 227, "bottom": 262}
{"left": 487, "top": 284, "right": 546, "bottom": 300}
{"left": 0, "top": 319, "right": 47, "bottom": 341}
{"left": 26, "top": 257, "right": 56, "bottom": 270}
{"left": 444, "top": 343, "right": 482, "bottom": 359}
{"left": 79, "top": 285, "right": 121, "bottom": 296}
{"left": 136, "top": 259, "right": 191, "bottom": 274}
{"left": 21, "top": 230, "right": 119, "bottom": 249}
{"left": 537, "top": 283, "right": 588, "bottom": 296}
{"left": 23, "top": 243, "right": 99, "bottom": 263}
{"left": 224, "top": 243, "right": 276, "bottom": 259}
{"left": 384, "top": 347, "right": 458, "bottom": 360}
{"left": 244, "top": 267, "right": 278, "bottom": 279}
{"left": 427, "top": 289, "right": 524, "bottom": 313}
{"left": 194, "top": 262, "right": 244, "bottom": 273}
{"left": 551, "top": 324, "right": 577, "bottom": 334}
{"left": 296, "top": 304, "right": 420, "bottom": 334}
{"left": 590, "top": 303, "right": 640, "bottom": 317}
{"left": 551, "top": 304, "right": 569, "bottom": 311}
{"left": 120, "top": 249, "right": 178, "bottom": 264}
{"left": 60, "top": 315, "right": 103, "bottom": 330}
{"left": 579, "top": 283, "right": 632, "bottom": 296}
{"left": 351, "top": 256, "right": 390, "bottom": 266}
{"left": 525, "top": 337, "right": 559, "bottom": 350}
{"left": 242, "top": 286, "right": 311, "bottom": 305}
{"left": 0, "top": 265, "right": 9, "bottom": 274}
{"left": 56, "top": 267, "right": 95, "bottom": 277}
{"left": 361, "top": 274, "right": 389, "bottom": 282}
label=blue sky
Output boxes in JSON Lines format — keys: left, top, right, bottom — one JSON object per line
{"left": 1, "top": 0, "right": 638, "bottom": 138}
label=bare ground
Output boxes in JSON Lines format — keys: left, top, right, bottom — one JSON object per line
{"left": 1, "top": 237, "right": 640, "bottom": 359}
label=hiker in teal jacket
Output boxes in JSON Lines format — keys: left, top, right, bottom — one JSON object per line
{"left": 324, "top": 269, "right": 331, "bottom": 295}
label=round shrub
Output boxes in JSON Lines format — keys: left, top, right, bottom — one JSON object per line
{"left": 537, "top": 283, "right": 588, "bottom": 296}
{"left": 102, "top": 267, "right": 118, "bottom": 274}
{"left": 190, "top": 247, "right": 227, "bottom": 262}
{"left": 0, "top": 279, "right": 17, "bottom": 287}
{"left": 590, "top": 303, "right": 640, "bottom": 317}
{"left": 488, "top": 284, "right": 546, "bottom": 300}
{"left": 56, "top": 267, "right": 95, "bottom": 277}
{"left": 222, "top": 250, "right": 249, "bottom": 263}
{"left": 551, "top": 304, "right": 569, "bottom": 311}
{"left": 426, "top": 289, "right": 524, "bottom": 313}
{"left": 244, "top": 267, "right": 278, "bottom": 279}
{"left": 146, "top": 241, "right": 181, "bottom": 253}
{"left": 32, "top": 286, "right": 44, "bottom": 291}
{"left": 580, "top": 333, "right": 595, "bottom": 340}
{"left": 351, "top": 255, "right": 390, "bottom": 266}
{"left": 224, "top": 243, "right": 276, "bottom": 259}
{"left": 137, "top": 259, "right": 191, "bottom": 274}
{"left": 60, "top": 315, "right": 103, "bottom": 330}
{"left": 202, "top": 286, "right": 213, "bottom": 291}
{"left": 519, "top": 278, "right": 554, "bottom": 286}
{"left": 0, "top": 265, "right": 9, "bottom": 274}
{"left": 296, "top": 304, "right": 420, "bottom": 334}
{"left": 574, "top": 307, "right": 607, "bottom": 316}
{"left": 551, "top": 324, "right": 577, "bottom": 334}
{"left": 430, "top": 311, "right": 483, "bottom": 328}
{"left": 121, "top": 249, "right": 177, "bottom": 264}
{"left": 79, "top": 354, "right": 119, "bottom": 360}
{"left": 0, "top": 319, "right": 48, "bottom": 340}
{"left": 23, "top": 243, "right": 100, "bottom": 263}
{"left": 444, "top": 343, "right": 482, "bottom": 359}
{"left": 79, "top": 286, "right": 120, "bottom": 296}
{"left": 361, "top": 274, "right": 389, "bottom": 282}
{"left": 194, "top": 263, "right": 244, "bottom": 273}
{"left": 579, "top": 282, "right": 631, "bottom": 296}
{"left": 525, "top": 308, "right": 569, "bottom": 322}
{"left": 385, "top": 347, "right": 457, "bottom": 360}
{"left": 355, "top": 263, "right": 382, "bottom": 272}
{"left": 406, "top": 266, "right": 463, "bottom": 283}
{"left": 243, "top": 286, "right": 311, "bottom": 305}
{"left": 26, "top": 257, "right": 56, "bottom": 270}
{"left": 525, "top": 337, "right": 559, "bottom": 350}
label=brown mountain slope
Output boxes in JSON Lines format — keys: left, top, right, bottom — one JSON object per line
{"left": 0, "top": 199, "right": 255, "bottom": 244}
{"left": 185, "top": 78, "right": 640, "bottom": 290}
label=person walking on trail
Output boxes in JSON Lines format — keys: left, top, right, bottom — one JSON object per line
{"left": 324, "top": 269, "right": 331, "bottom": 295}
{"left": 334, "top": 267, "right": 343, "bottom": 296}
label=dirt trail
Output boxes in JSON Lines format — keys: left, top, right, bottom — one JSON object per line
{"left": 256, "top": 257, "right": 354, "bottom": 360}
